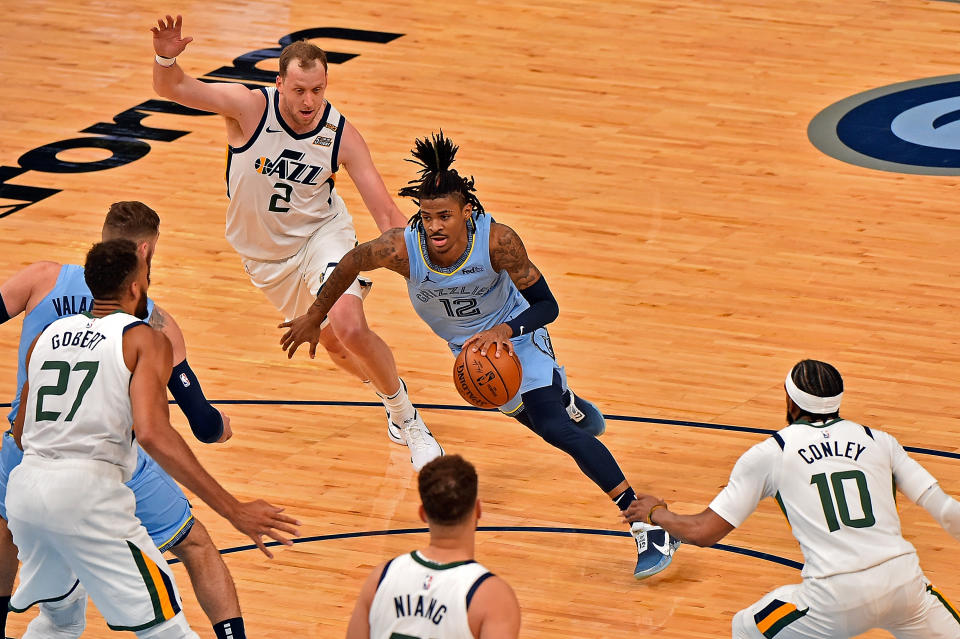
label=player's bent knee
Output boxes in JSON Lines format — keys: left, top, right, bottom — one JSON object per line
{"left": 25, "top": 585, "right": 87, "bottom": 639}
{"left": 169, "top": 518, "right": 215, "bottom": 559}
{"left": 731, "top": 608, "right": 763, "bottom": 639}
{"left": 135, "top": 613, "right": 200, "bottom": 639}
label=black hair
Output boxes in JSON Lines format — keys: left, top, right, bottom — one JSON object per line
{"left": 418, "top": 454, "right": 478, "bottom": 526}
{"left": 84, "top": 239, "right": 140, "bottom": 300}
{"left": 397, "top": 131, "right": 486, "bottom": 228}
{"left": 790, "top": 359, "right": 844, "bottom": 419}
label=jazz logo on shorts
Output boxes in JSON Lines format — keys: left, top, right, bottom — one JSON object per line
{"left": 808, "top": 74, "right": 960, "bottom": 175}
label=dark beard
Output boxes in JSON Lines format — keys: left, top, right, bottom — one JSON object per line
{"left": 134, "top": 290, "right": 149, "bottom": 319}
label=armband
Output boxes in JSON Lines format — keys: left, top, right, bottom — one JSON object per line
{"left": 505, "top": 276, "right": 559, "bottom": 337}
{"left": 155, "top": 54, "right": 177, "bottom": 67}
{"left": 168, "top": 360, "right": 223, "bottom": 443}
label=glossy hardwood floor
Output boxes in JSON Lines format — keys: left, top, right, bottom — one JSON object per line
{"left": 1, "top": 0, "right": 959, "bottom": 637}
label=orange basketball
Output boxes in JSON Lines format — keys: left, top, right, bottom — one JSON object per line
{"left": 453, "top": 345, "right": 523, "bottom": 409}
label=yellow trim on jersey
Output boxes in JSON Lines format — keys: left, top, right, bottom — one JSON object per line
{"left": 418, "top": 228, "right": 476, "bottom": 277}
{"left": 142, "top": 552, "right": 176, "bottom": 621}
{"left": 928, "top": 585, "right": 960, "bottom": 622}
{"left": 756, "top": 602, "right": 797, "bottom": 634}
{"left": 501, "top": 402, "right": 524, "bottom": 416}
{"left": 157, "top": 514, "right": 195, "bottom": 552}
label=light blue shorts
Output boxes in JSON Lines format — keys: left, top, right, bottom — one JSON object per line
{"left": 450, "top": 327, "right": 566, "bottom": 416}
{"left": 1, "top": 431, "right": 193, "bottom": 552}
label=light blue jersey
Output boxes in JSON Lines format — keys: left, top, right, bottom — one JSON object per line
{"left": 7, "top": 264, "right": 154, "bottom": 425}
{"left": 404, "top": 214, "right": 526, "bottom": 347}
{"left": 404, "top": 214, "right": 564, "bottom": 412}
{"left": 1, "top": 265, "right": 189, "bottom": 550}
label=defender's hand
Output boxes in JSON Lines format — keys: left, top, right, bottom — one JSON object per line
{"left": 151, "top": 14, "right": 194, "bottom": 58}
{"left": 621, "top": 494, "right": 665, "bottom": 524}
{"left": 463, "top": 324, "right": 515, "bottom": 358}
{"left": 278, "top": 307, "right": 326, "bottom": 359}
{"left": 228, "top": 499, "right": 300, "bottom": 559}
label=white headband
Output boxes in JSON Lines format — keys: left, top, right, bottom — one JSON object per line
{"left": 785, "top": 372, "right": 842, "bottom": 414}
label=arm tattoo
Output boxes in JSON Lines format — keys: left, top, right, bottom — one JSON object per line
{"left": 310, "top": 229, "right": 409, "bottom": 315}
{"left": 148, "top": 307, "right": 167, "bottom": 331}
{"left": 491, "top": 224, "right": 541, "bottom": 289}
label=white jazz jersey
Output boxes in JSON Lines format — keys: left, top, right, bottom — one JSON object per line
{"left": 369, "top": 551, "right": 493, "bottom": 639}
{"left": 20, "top": 312, "right": 144, "bottom": 481}
{"left": 709, "top": 419, "right": 938, "bottom": 579}
{"left": 225, "top": 87, "right": 347, "bottom": 260}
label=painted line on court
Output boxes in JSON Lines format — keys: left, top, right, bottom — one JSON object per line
{"left": 166, "top": 526, "right": 804, "bottom": 571}
{"left": 196, "top": 399, "right": 960, "bottom": 461}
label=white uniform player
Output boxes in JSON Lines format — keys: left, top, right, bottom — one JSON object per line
{"left": 712, "top": 418, "right": 960, "bottom": 638}
{"left": 152, "top": 21, "right": 443, "bottom": 470}
{"left": 7, "top": 312, "right": 196, "bottom": 638}
{"left": 368, "top": 551, "right": 494, "bottom": 639}
{"left": 625, "top": 359, "right": 960, "bottom": 639}
{"left": 226, "top": 87, "right": 369, "bottom": 320}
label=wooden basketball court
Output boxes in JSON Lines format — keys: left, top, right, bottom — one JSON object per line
{"left": 2, "top": 1, "right": 959, "bottom": 637}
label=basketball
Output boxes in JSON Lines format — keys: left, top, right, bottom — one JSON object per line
{"left": 453, "top": 346, "right": 523, "bottom": 408}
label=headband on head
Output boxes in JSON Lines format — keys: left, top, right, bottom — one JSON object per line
{"left": 785, "top": 371, "right": 842, "bottom": 414}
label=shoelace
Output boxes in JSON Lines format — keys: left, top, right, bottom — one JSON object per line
{"left": 403, "top": 423, "right": 431, "bottom": 451}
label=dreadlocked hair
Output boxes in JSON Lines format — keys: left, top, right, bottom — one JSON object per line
{"left": 397, "top": 131, "right": 486, "bottom": 228}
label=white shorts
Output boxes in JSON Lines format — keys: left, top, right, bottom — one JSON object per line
{"left": 7, "top": 457, "right": 190, "bottom": 633}
{"left": 242, "top": 199, "right": 372, "bottom": 322}
{"left": 732, "top": 553, "right": 960, "bottom": 639}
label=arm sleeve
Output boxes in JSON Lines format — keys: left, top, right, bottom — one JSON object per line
{"left": 916, "top": 484, "right": 960, "bottom": 542}
{"left": 505, "top": 276, "right": 559, "bottom": 337}
{"left": 167, "top": 360, "right": 224, "bottom": 444}
{"left": 884, "top": 431, "right": 938, "bottom": 503}
{"left": 708, "top": 439, "right": 779, "bottom": 528}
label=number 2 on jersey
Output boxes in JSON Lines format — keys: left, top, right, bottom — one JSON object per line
{"left": 810, "top": 470, "right": 876, "bottom": 532}
{"left": 269, "top": 182, "right": 293, "bottom": 213}
{"left": 35, "top": 360, "right": 100, "bottom": 422}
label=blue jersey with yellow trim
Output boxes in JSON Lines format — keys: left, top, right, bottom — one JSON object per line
{"left": 404, "top": 214, "right": 526, "bottom": 347}
{"left": 7, "top": 264, "right": 154, "bottom": 425}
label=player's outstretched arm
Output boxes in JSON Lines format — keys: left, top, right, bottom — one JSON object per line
{"left": 344, "top": 562, "right": 387, "bottom": 639}
{"left": 151, "top": 14, "right": 261, "bottom": 123}
{"left": 623, "top": 496, "right": 735, "bottom": 547}
{"left": 151, "top": 304, "right": 231, "bottom": 443}
{"left": 279, "top": 228, "right": 410, "bottom": 358}
{"left": 338, "top": 122, "right": 408, "bottom": 231}
{"left": 469, "top": 575, "right": 521, "bottom": 639}
{"left": 127, "top": 325, "right": 299, "bottom": 556}
{"left": 0, "top": 261, "right": 61, "bottom": 323}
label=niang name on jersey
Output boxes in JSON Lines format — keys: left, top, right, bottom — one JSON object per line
{"left": 415, "top": 285, "right": 490, "bottom": 304}
{"left": 50, "top": 295, "right": 94, "bottom": 317}
{"left": 253, "top": 149, "right": 327, "bottom": 185}
{"left": 797, "top": 440, "right": 867, "bottom": 465}
{"left": 50, "top": 328, "right": 108, "bottom": 351}
{"left": 393, "top": 593, "right": 447, "bottom": 625}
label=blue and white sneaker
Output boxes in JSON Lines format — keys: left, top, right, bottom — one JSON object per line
{"left": 564, "top": 390, "right": 606, "bottom": 436}
{"left": 631, "top": 522, "right": 681, "bottom": 579}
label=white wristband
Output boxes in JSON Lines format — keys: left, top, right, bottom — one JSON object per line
{"left": 155, "top": 54, "right": 177, "bottom": 67}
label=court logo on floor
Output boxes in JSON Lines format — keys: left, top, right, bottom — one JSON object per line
{"left": 808, "top": 74, "right": 960, "bottom": 175}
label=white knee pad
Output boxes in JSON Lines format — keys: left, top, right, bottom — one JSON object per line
{"left": 135, "top": 612, "right": 201, "bottom": 639}
{"left": 23, "top": 582, "right": 87, "bottom": 639}
{"left": 732, "top": 608, "right": 765, "bottom": 639}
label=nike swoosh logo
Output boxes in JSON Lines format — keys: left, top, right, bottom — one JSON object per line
{"left": 266, "top": 126, "right": 282, "bottom": 133}
{"left": 651, "top": 539, "right": 671, "bottom": 556}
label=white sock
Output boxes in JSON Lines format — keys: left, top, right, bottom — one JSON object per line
{"left": 377, "top": 378, "right": 416, "bottom": 424}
